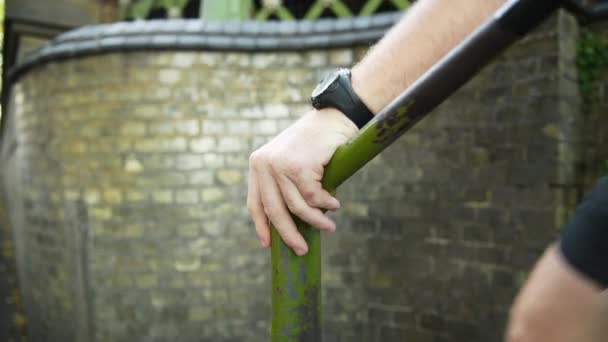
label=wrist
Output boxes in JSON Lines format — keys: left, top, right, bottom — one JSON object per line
{"left": 311, "top": 68, "right": 375, "bottom": 129}
{"left": 351, "top": 65, "right": 383, "bottom": 115}
{"left": 306, "top": 108, "right": 358, "bottom": 139}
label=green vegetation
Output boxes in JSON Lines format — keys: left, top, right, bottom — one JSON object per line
{"left": 577, "top": 29, "right": 608, "bottom": 105}
{"left": 576, "top": 29, "right": 608, "bottom": 173}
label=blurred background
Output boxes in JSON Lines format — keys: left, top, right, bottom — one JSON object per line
{"left": 1, "top": 0, "right": 608, "bottom": 341}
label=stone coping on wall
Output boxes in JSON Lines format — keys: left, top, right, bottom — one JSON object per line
{"left": 0, "top": 13, "right": 402, "bottom": 140}
{"left": 7, "top": 12, "right": 402, "bottom": 84}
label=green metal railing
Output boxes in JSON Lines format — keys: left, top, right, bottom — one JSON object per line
{"left": 119, "top": 0, "right": 410, "bottom": 20}
{"left": 270, "top": 0, "right": 561, "bottom": 340}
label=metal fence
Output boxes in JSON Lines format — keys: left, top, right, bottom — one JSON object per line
{"left": 119, "top": 0, "right": 410, "bottom": 20}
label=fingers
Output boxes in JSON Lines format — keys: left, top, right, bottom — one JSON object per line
{"left": 288, "top": 169, "right": 340, "bottom": 210}
{"left": 248, "top": 137, "right": 343, "bottom": 256}
{"left": 247, "top": 169, "right": 271, "bottom": 248}
{"left": 276, "top": 175, "right": 336, "bottom": 232}
{"left": 258, "top": 171, "right": 309, "bottom": 256}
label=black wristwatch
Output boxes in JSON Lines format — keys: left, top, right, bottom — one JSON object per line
{"left": 311, "top": 68, "right": 374, "bottom": 129}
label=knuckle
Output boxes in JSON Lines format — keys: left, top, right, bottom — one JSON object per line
{"left": 249, "top": 150, "right": 259, "bottom": 163}
{"left": 264, "top": 205, "right": 279, "bottom": 218}
{"left": 267, "top": 150, "right": 301, "bottom": 176}
{"left": 285, "top": 162, "right": 303, "bottom": 178}
{"left": 251, "top": 149, "right": 276, "bottom": 170}
{"left": 267, "top": 151, "right": 284, "bottom": 170}
{"left": 290, "top": 170, "right": 305, "bottom": 185}
{"left": 285, "top": 200, "right": 303, "bottom": 217}
{"left": 249, "top": 151, "right": 263, "bottom": 169}
{"left": 283, "top": 197, "right": 296, "bottom": 212}
{"left": 302, "top": 190, "right": 318, "bottom": 205}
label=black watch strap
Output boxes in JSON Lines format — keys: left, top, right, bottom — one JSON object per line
{"left": 311, "top": 69, "right": 374, "bottom": 129}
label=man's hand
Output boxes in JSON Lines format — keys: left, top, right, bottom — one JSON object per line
{"left": 247, "top": 108, "right": 358, "bottom": 255}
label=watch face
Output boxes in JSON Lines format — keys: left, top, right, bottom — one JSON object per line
{"left": 311, "top": 69, "right": 349, "bottom": 98}
{"left": 312, "top": 72, "right": 339, "bottom": 98}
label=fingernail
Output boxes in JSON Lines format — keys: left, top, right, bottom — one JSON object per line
{"left": 332, "top": 197, "right": 341, "bottom": 209}
{"left": 295, "top": 246, "right": 307, "bottom": 256}
{"left": 260, "top": 238, "right": 268, "bottom": 248}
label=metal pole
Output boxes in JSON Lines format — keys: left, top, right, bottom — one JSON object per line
{"left": 271, "top": 1, "right": 560, "bottom": 341}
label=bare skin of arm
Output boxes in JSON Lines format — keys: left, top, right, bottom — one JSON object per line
{"left": 247, "top": 0, "right": 506, "bottom": 255}
{"left": 352, "top": 0, "right": 506, "bottom": 114}
{"left": 505, "top": 244, "right": 605, "bottom": 342}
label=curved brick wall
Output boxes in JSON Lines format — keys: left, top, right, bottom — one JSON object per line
{"left": 4, "top": 47, "right": 380, "bottom": 342}
{"left": 0, "top": 11, "right": 587, "bottom": 342}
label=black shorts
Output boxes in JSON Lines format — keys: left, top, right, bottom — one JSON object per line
{"left": 560, "top": 176, "right": 608, "bottom": 288}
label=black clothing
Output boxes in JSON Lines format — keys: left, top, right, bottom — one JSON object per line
{"left": 560, "top": 176, "right": 608, "bottom": 288}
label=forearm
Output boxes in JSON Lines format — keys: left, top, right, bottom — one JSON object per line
{"left": 506, "top": 245, "right": 603, "bottom": 342}
{"left": 352, "top": 0, "right": 506, "bottom": 114}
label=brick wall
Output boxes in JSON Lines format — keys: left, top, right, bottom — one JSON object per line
{"left": 2, "top": 47, "right": 359, "bottom": 341}
{"left": 323, "top": 11, "right": 582, "bottom": 341}
{"left": 0, "top": 10, "right": 591, "bottom": 342}
{"left": 0, "top": 195, "right": 26, "bottom": 341}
